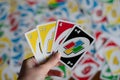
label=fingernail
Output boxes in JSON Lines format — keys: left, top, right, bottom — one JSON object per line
{"left": 55, "top": 50, "right": 58, "bottom": 53}
{"left": 52, "top": 50, "right": 58, "bottom": 54}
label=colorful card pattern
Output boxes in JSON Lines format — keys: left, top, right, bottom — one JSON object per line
{"left": 59, "top": 25, "right": 95, "bottom": 69}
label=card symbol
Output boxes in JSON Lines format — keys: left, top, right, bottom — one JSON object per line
{"left": 60, "top": 22, "right": 62, "bottom": 26}
{"left": 113, "top": 56, "right": 119, "bottom": 65}
{"left": 67, "top": 61, "right": 73, "bottom": 66}
{"left": 75, "top": 29, "right": 81, "bottom": 34}
{"left": 82, "top": 65, "right": 92, "bottom": 74}
{"left": 64, "top": 40, "right": 84, "bottom": 55}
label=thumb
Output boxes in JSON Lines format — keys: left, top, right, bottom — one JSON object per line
{"left": 40, "top": 52, "right": 61, "bottom": 72}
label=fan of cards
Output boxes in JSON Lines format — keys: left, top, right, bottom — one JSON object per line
{"left": 25, "top": 20, "right": 95, "bottom": 69}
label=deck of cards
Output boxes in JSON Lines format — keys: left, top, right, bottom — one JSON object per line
{"left": 25, "top": 20, "right": 95, "bottom": 69}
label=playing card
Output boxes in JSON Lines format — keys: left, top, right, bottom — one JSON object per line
{"left": 59, "top": 25, "right": 95, "bottom": 69}
{"left": 37, "top": 21, "right": 56, "bottom": 57}
{"left": 51, "top": 65, "right": 74, "bottom": 80}
{"left": 72, "top": 53, "right": 99, "bottom": 80}
{"left": 93, "top": 30, "right": 110, "bottom": 68}
{"left": 94, "top": 30, "right": 109, "bottom": 50}
{"left": 103, "top": 40, "right": 120, "bottom": 75}
{"left": 100, "top": 62, "right": 119, "bottom": 80}
{"left": 25, "top": 29, "right": 45, "bottom": 62}
{"left": 52, "top": 20, "right": 75, "bottom": 52}
{"left": 51, "top": 65, "right": 67, "bottom": 80}
{"left": 94, "top": 47, "right": 105, "bottom": 69}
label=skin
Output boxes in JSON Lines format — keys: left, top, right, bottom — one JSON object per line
{"left": 17, "top": 52, "right": 64, "bottom": 80}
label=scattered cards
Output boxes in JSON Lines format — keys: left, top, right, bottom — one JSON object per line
{"left": 25, "top": 20, "right": 95, "bottom": 69}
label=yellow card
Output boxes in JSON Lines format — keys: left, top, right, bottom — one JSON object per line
{"left": 37, "top": 21, "right": 56, "bottom": 57}
{"left": 25, "top": 29, "right": 45, "bottom": 62}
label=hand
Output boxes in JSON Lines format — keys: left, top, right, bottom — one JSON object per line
{"left": 17, "top": 52, "right": 63, "bottom": 80}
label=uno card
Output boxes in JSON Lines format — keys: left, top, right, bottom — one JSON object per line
{"left": 103, "top": 40, "right": 120, "bottom": 75}
{"left": 93, "top": 31, "right": 109, "bottom": 68}
{"left": 25, "top": 29, "right": 45, "bottom": 62}
{"left": 94, "top": 31, "right": 109, "bottom": 50}
{"left": 52, "top": 20, "right": 75, "bottom": 52}
{"left": 37, "top": 21, "right": 56, "bottom": 57}
{"left": 100, "top": 62, "right": 119, "bottom": 80}
{"left": 94, "top": 47, "right": 105, "bottom": 69}
{"left": 51, "top": 65, "right": 74, "bottom": 80}
{"left": 51, "top": 65, "right": 68, "bottom": 80}
{"left": 72, "top": 54, "right": 99, "bottom": 80}
{"left": 59, "top": 25, "right": 95, "bottom": 69}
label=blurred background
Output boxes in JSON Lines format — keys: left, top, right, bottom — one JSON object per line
{"left": 0, "top": 0, "right": 120, "bottom": 80}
